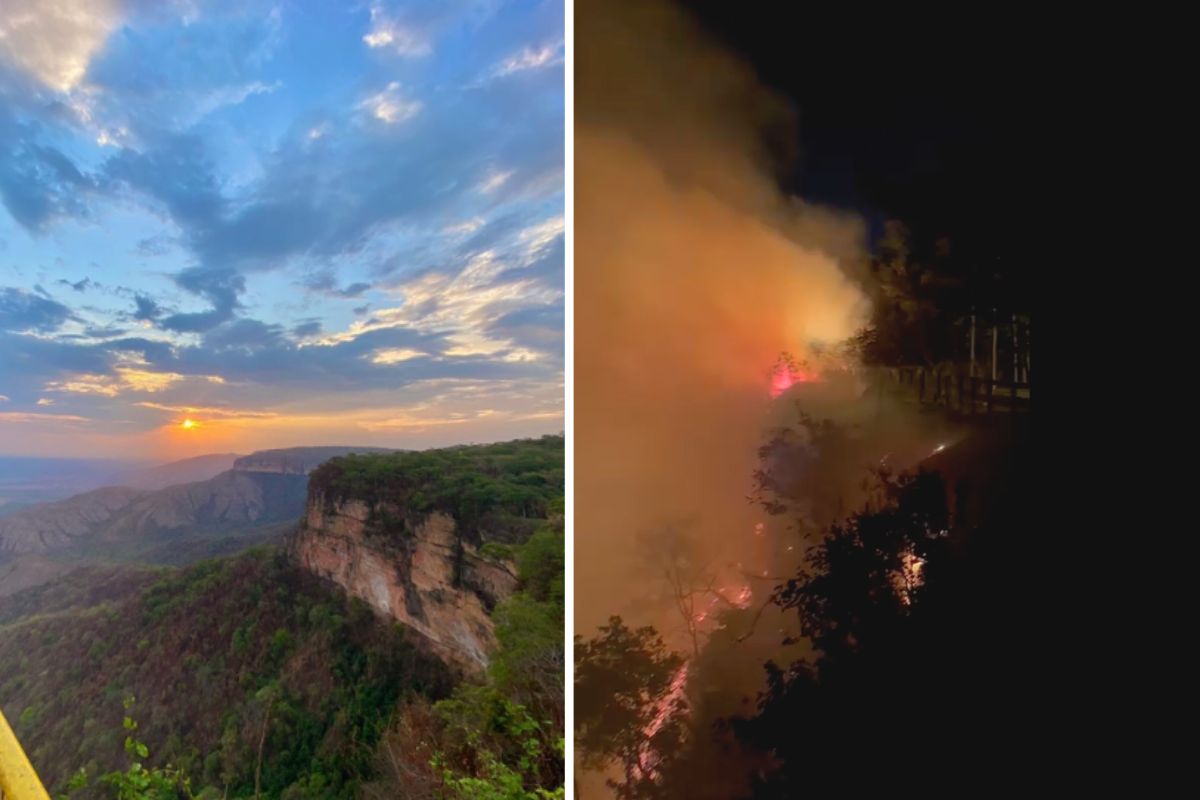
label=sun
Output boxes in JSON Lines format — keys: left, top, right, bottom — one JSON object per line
{"left": 180, "top": 418, "right": 199, "bottom": 430}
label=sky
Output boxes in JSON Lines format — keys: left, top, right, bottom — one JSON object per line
{"left": 686, "top": 1, "right": 1013, "bottom": 270}
{"left": 0, "top": 0, "right": 564, "bottom": 459}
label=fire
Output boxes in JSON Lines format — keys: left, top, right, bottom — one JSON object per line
{"left": 635, "top": 662, "right": 691, "bottom": 781}
{"left": 768, "top": 359, "right": 819, "bottom": 398}
{"left": 896, "top": 550, "right": 925, "bottom": 605}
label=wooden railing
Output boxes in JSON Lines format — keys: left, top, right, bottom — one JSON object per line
{"left": 0, "top": 708, "right": 49, "bottom": 800}
{"left": 878, "top": 365, "right": 1031, "bottom": 416}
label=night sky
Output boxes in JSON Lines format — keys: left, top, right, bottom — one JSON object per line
{"left": 686, "top": 2, "right": 1015, "bottom": 273}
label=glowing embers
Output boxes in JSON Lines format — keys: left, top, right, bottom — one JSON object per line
{"left": 635, "top": 662, "right": 690, "bottom": 782}
{"left": 896, "top": 549, "right": 925, "bottom": 606}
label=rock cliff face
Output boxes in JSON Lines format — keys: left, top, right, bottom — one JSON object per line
{"left": 291, "top": 494, "right": 517, "bottom": 674}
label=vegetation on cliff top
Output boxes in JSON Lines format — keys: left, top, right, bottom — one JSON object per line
{"left": 308, "top": 436, "right": 564, "bottom": 545}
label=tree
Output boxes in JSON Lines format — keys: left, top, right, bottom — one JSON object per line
{"left": 853, "top": 220, "right": 964, "bottom": 368}
{"left": 575, "top": 619, "right": 687, "bottom": 800}
{"left": 634, "top": 522, "right": 740, "bottom": 657}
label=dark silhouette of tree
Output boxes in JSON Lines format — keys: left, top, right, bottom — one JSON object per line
{"left": 635, "top": 521, "right": 740, "bottom": 657}
{"left": 853, "top": 220, "right": 965, "bottom": 368}
{"left": 575, "top": 618, "right": 687, "bottom": 799}
{"left": 729, "top": 420, "right": 1030, "bottom": 794}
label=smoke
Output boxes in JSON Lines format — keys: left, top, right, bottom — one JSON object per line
{"left": 576, "top": 0, "right": 871, "bottom": 641}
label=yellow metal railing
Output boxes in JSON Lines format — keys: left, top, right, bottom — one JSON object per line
{"left": 0, "top": 708, "right": 50, "bottom": 800}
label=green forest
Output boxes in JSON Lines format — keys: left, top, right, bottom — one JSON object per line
{"left": 0, "top": 436, "right": 565, "bottom": 799}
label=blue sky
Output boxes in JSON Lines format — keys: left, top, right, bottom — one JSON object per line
{"left": 0, "top": 0, "right": 563, "bottom": 458}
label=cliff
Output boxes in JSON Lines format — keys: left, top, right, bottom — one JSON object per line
{"left": 289, "top": 436, "right": 563, "bottom": 673}
{"left": 291, "top": 499, "right": 517, "bottom": 672}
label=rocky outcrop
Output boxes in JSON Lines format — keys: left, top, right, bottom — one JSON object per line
{"left": 291, "top": 496, "right": 518, "bottom": 673}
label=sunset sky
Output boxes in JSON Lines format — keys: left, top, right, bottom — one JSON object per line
{"left": 0, "top": 0, "right": 564, "bottom": 458}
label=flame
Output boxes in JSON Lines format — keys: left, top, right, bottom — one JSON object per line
{"left": 769, "top": 360, "right": 819, "bottom": 398}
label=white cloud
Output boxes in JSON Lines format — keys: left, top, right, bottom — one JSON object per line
{"left": 193, "top": 80, "right": 281, "bottom": 119}
{"left": 44, "top": 368, "right": 224, "bottom": 397}
{"left": 0, "top": 411, "right": 89, "bottom": 424}
{"left": 444, "top": 218, "right": 485, "bottom": 236}
{"left": 362, "top": 5, "right": 430, "bottom": 57}
{"left": 370, "top": 348, "right": 426, "bottom": 365}
{"left": 36, "top": 397, "right": 54, "bottom": 406}
{"left": 518, "top": 215, "right": 565, "bottom": 259}
{"left": 0, "top": 395, "right": 8, "bottom": 402}
{"left": 360, "top": 82, "right": 422, "bottom": 124}
{"left": 477, "top": 168, "right": 514, "bottom": 194}
{"left": 494, "top": 42, "right": 563, "bottom": 77}
{"left": 0, "top": 0, "right": 126, "bottom": 92}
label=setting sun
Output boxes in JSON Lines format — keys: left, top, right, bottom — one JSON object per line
{"left": 181, "top": 418, "right": 199, "bottom": 430}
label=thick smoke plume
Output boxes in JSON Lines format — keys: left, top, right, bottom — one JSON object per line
{"left": 576, "top": 0, "right": 871, "bottom": 638}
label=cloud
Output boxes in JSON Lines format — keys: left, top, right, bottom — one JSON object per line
{"left": 362, "top": 5, "right": 431, "bottom": 57}
{"left": 45, "top": 364, "right": 224, "bottom": 397}
{"left": 0, "top": 411, "right": 90, "bottom": 424}
{"left": 0, "top": 0, "right": 126, "bottom": 92}
{"left": 494, "top": 42, "right": 563, "bottom": 77}
{"left": 477, "top": 167, "right": 514, "bottom": 194}
{"left": 0, "top": 0, "right": 564, "bottom": 456}
{"left": 291, "top": 320, "right": 322, "bottom": 338}
{"left": 136, "top": 236, "right": 173, "bottom": 257}
{"left": 359, "top": 82, "right": 423, "bottom": 124}
{"left": 304, "top": 273, "right": 372, "bottom": 298}
{"left": 0, "top": 287, "right": 74, "bottom": 332}
{"left": 132, "top": 295, "right": 162, "bottom": 321}
{"left": 0, "top": 105, "right": 97, "bottom": 230}
{"left": 370, "top": 347, "right": 427, "bottom": 364}
{"left": 159, "top": 267, "right": 244, "bottom": 332}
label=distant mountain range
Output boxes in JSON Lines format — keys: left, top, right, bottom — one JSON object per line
{"left": 0, "top": 446, "right": 395, "bottom": 595}
{"left": 116, "top": 452, "right": 241, "bottom": 490}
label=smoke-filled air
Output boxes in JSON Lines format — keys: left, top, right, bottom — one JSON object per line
{"left": 576, "top": 0, "right": 867, "bottom": 624}
{"left": 574, "top": 1, "right": 994, "bottom": 797}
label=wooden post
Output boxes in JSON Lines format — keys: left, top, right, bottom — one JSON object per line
{"left": 970, "top": 307, "right": 976, "bottom": 378}
{"left": 991, "top": 308, "right": 998, "bottom": 383}
{"left": 1025, "top": 318, "right": 1032, "bottom": 385}
{"left": 1012, "top": 312, "right": 1019, "bottom": 384}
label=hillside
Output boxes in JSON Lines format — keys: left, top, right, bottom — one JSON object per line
{"left": 0, "top": 550, "right": 453, "bottom": 797}
{"left": 0, "top": 446, "right": 393, "bottom": 595}
{"left": 116, "top": 454, "right": 242, "bottom": 491}
{"left": 0, "top": 436, "right": 565, "bottom": 799}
